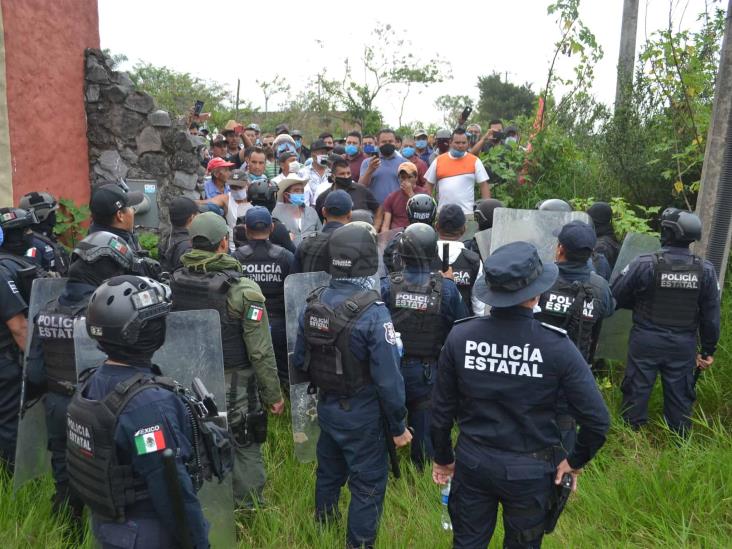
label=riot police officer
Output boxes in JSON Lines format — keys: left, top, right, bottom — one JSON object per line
{"left": 536, "top": 198, "right": 572, "bottom": 212}
{"left": 535, "top": 220, "right": 615, "bottom": 451}
{"left": 431, "top": 241, "right": 610, "bottom": 548}
{"left": 171, "top": 212, "right": 284, "bottom": 507}
{"left": 239, "top": 178, "right": 295, "bottom": 253}
{"left": 587, "top": 201, "right": 620, "bottom": 270}
{"left": 233, "top": 206, "right": 294, "bottom": 387}
{"left": 293, "top": 190, "right": 353, "bottom": 273}
{"left": 25, "top": 231, "right": 135, "bottom": 518}
{"left": 464, "top": 198, "right": 504, "bottom": 259}
{"left": 19, "top": 191, "right": 70, "bottom": 275}
{"left": 612, "top": 208, "right": 720, "bottom": 435}
{"left": 158, "top": 197, "right": 198, "bottom": 273}
{"left": 382, "top": 193, "right": 437, "bottom": 273}
{"left": 293, "top": 222, "right": 411, "bottom": 549}
{"left": 66, "top": 275, "right": 218, "bottom": 548}
{"left": 380, "top": 223, "right": 467, "bottom": 467}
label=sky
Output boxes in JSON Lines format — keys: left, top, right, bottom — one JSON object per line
{"left": 98, "top": 0, "right": 717, "bottom": 129}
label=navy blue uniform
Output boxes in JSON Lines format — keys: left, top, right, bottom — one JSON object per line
{"left": 293, "top": 279, "right": 406, "bottom": 547}
{"left": 432, "top": 307, "right": 610, "bottom": 548}
{"left": 380, "top": 268, "right": 468, "bottom": 466}
{"left": 83, "top": 362, "right": 209, "bottom": 549}
{"left": 292, "top": 221, "right": 343, "bottom": 273}
{"left": 612, "top": 246, "right": 720, "bottom": 433}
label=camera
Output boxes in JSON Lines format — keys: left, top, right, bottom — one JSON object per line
{"left": 492, "top": 130, "right": 506, "bottom": 142}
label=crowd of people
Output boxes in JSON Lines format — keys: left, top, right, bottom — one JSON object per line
{"left": 0, "top": 116, "right": 721, "bottom": 549}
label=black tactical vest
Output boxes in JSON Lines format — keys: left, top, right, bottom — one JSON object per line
{"left": 298, "top": 232, "right": 332, "bottom": 273}
{"left": 449, "top": 248, "right": 480, "bottom": 315}
{"left": 303, "top": 287, "right": 378, "bottom": 395}
{"left": 160, "top": 231, "right": 190, "bottom": 273}
{"left": 536, "top": 276, "right": 600, "bottom": 361}
{"left": 170, "top": 268, "right": 250, "bottom": 370}
{"left": 0, "top": 253, "right": 42, "bottom": 349}
{"left": 388, "top": 272, "right": 445, "bottom": 358}
{"left": 637, "top": 252, "right": 702, "bottom": 330}
{"left": 233, "top": 241, "right": 289, "bottom": 317}
{"left": 33, "top": 231, "right": 70, "bottom": 276}
{"left": 37, "top": 298, "right": 87, "bottom": 384}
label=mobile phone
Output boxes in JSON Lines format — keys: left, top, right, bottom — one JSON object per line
{"left": 460, "top": 106, "right": 472, "bottom": 122}
{"left": 193, "top": 100, "right": 204, "bottom": 116}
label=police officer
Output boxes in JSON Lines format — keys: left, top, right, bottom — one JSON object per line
{"left": 158, "top": 196, "right": 198, "bottom": 273}
{"left": 431, "top": 241, "right": 610, "bottom": 548}
{"left": 25, "top": 231, "right": 135, "bottom": 518}
{"left": 587, "top": 201, "right": 620, "bottom": 270}
{"left": 19, "top": 191, "right": 70, "bottom": 275}
{"left": 381, "top": 223, "right": 467, "bottom": 467}
{"left": 293, "top": 190, "right": 353, "bottom": 273}
{"left": 0, "top": 207, "right": 40, "bottom": 469}
{"left": 535, "top": 221, "right": 615, "bottom": 451}
{"left": 233, "top": 206, "right": 294, "bottom": 387}
{"left": 436, "top": 204, "right": 484, "bottom": 315}
{"left": 464, "top": 198, "right": 504, "bottom": 259}
{"left": 65, "top": 275, "right": 215, "bottom": 548}
{"left": 171, "top": 212, "right": 284, "bottom": 507}
{"left": 382, "top": 193, "right": 437, "bottom": 273}
{"left": 536, "top": 198, "right": 572, "bottom": 212}
{"left": 612, "top": 208, "right": 719, "bottom": 435}
{"left": 238, "top": 178, "right": 296, "bottom": 253}
{"left": 293, "top": 222, "right": 411, "bottom": 549}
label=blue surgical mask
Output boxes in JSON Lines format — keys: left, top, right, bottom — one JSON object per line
{"left": 294, "top": 139, "right": 302, "bottom": 148}
{"left": 248, "top": 174, "right": 266, "bottom": 182}
{"left": 289, "top": 193, "right": 305, "bottom": 206}
{"left": 415, "top": 139, "right": 427, "bottom": 149}
{"left": 230, "top": 188, "right": 247, "bottom": 201}
{"left": 450, "top": 149, "right": 466, "bottom": 158}
{"left": 345, "top": 144, "right": 359, "bottom": 156}
{"left": 401, "top": 146, "right": 415, "bottom": 158}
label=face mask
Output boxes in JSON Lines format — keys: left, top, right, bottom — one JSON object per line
{"left": 505, "top": 136, "right": 518, "bottom": 145}
{"left": 437, "top": 141, "right": 450, "bottom": 153}
{"left": 335, "top": 177, "right": 353, "bottom": 188}
{"left": 248, "top": 174, "right": 266, "bottom": 182}
{"left": 363, "top": 144, "right": 377, "bottom": 155}
{"left": 401, "top": 146, "right": 415, "bottom": 158}
{"left": 230, "top": 188, "right": 247, "bottom": 201}
{"left": 379, "top": 144, "right": 396, "bottom": 157}
{"left": 415, "top": 139, "right": 427, "bottom": 149}
{"left": 289, "top": 193, "right": 305, "bottom": 206}
{"left": 450, "top": 149, "right": 466, "bottom": 158}
{"left": 294, "top": 139, "right": 302, "bottom": 148}
{"left": 344, "top": 144, "right": 359, "bottom": 156}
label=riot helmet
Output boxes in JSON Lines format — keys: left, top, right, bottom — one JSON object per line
{"left": 328, "top": 222, "right": 378, "bottom": 277}
{"left": 248, "top": 179, "right": 279, "bottom": 212}
{"left": 71, "top": 231, "right": 135, "bottom": 270}
{"left": 0, "top": 208, "right": 37, "bottom": 255}
{"left": 398, "top": 223, "right": 438, "bottom": 265}
{"left": 536, "top": 198, "right": 572, "bottom": 212}
{"left": 19, "top": 191, "right": 58, "bottom": 224}
{"left": 660, "top": 208, "right": 702, "bottom": 245}
{"left": 406, "top": 194, "right": 437, "bottom": 225}
{"left": 474, "top": 198, "right": 504, "bottom": 230}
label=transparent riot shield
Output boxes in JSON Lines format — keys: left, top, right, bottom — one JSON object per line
{"left": 377, "top": 228, "right": 402, "bottom": 277}
{"left": 474, "top": 229, "right": 492, "bottom": 260}
{"left": 490, "top": 208, "right": 592, "bottom": 263}
{"left": 74, "top": 310, "right": 235, "bottom": 548}
{"left": 594, "top": 233, "right": 661, "bottom": 361}
{"left": 462, "top": 219, "right": 479, "bottom": 242}
{"left": 13, "top": 277, "right": 67, "bottom": 492}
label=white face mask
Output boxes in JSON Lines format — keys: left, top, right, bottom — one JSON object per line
{"left": 230, "top": 188, "right": 247, "bottom": 201}
{"left": 505, "top": 136, "right": 518, "bottom": 145}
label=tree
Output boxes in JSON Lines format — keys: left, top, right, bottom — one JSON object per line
{"left": 256, "top": 75, "right": 290, "bottom": 119}
{"left": 434, "top": 95, "right": 474, "bottom": 128}
{"left": 476, "top": 73, "right": 536, "bottom": 123}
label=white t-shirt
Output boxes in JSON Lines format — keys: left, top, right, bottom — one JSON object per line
{"left": 424, "top": 152, "right": 489, "bottom": 214}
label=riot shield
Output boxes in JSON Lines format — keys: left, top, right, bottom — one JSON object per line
{"left": 462, "top": 219, "right": 479, "bottom": 242}
{"left": 377, "top": 228, "right": 401, "bottom": 277}
{"left": 474, "top": 229, "right": 492, "bottom": 260}
{"left": 594, "top": 233, "right": 661, "bottom": 361}
{"left": 490, "top": 208, "right": 592, "bottom": 263}
{"left": 74, "top": 310, "right": 235, "bottom": 548}
{"left": 13, "top": 277, "right": 67, "bottom": 492}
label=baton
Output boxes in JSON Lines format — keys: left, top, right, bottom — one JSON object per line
{"left": 442, "top": 243, "right": 450, "bottom": 273}
{"left": 161, "top": 448, "right": 194, "bottom": 549}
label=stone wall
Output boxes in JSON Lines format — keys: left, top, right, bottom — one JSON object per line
{"left": 84, "top": 48, "right": 205, "bottom": 236}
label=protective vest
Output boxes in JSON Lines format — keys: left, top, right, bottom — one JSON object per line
{"left": 536, "top": 276, "right": 600, "bottom": 361}
{"left": 303, "top": 287, "right": 378, "bottom": 395}
{"left": 37, "top": 298, "right": 87, "bottom": 384}
{"left": 32, "top": 231, "right": 70, "bottom": 276}
{"left": 637, "top": 251, "right": 702, "bottom": 330}
{"left": 67, "top": 370, "right": 232, "bottom": 522}
{"left": 449, "top": 248, "right": 480, "bottom": 314}
{"left": 0, "top": 253, "right": 42, "bottom": 349}
{"left": 298, "top": 232, "right": 331, "bottom": 273}
{"left": 388, "top": 271, "right": 445, "bottom": 358}
{"left": 382, "top": 232, "right": 403, "bottom": 274}
{"left": 170, "top": 268, "right": 250, "bottom": 370}
{"left": 160, "top": 231, "right": 190, "bottom": 273}
{"left": 595, "top": 234, "right": 620, "bottom": 268}
{"left": 233, "top": 241, "right": 289, "bottom": 317}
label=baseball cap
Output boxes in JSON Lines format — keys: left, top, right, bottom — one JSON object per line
{"left": 437, "top": 204, "right": 466, "bottom": 232}
{"left": 207, "top": 157, "right": 235, "bottom": 172}
{"left": 278, "top": 150, "right": 297, "bottom": 162}
{"left": 189, "top": 211, "right": 229, "bottom": 247}
{"left": 168, "top": 197, "right": 199, "bottom": 226}
{"left": 246, "top": 123, "right": 261, "bottom": 132}
{"left": 557, "top": 220, "right": 597, "bottom": 253}
{"left": 229, "top": 170, "right": 247, "bottom": 186}
{"left": 90, "top": 183, "right": 144, "bottom": 218}
{"left": 275, "top": 123, "right": 290, "bottom": 135}
{"left": 291, "top": 129, "right": 303, "bottom": 138}
{"left": 310, "top": 139, "right": 333, "bottom": 152}
{"left": 398, "top": 162, "right": 418, "bottom": 176}
{"left": 223, "top": 120, "right": 242, "bottom": 134}
{"left": 435, "top": 128, "right": 451, "bottom": 139}
{"left": 413, "top": 128, "right": 428, "bottom": 138}
{"left": 245, "top": 206, "right": 272, "bottom": 230}
{"left": 324, "top": 190, "right": 354, "bottom": 216}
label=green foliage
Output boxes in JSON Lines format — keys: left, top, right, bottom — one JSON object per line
{"left": 53, "top": 198, "right": 89, "bottom": 248}
{"left": 476, "top": 73, "right": 536, "bottom": 124}
{"left": 137, "top": 232, "right": 159, "bottom": 260}
{"left": 570, "top": 197, "right": 660, "bottom": 240}
{"left": 434, "top": 95, "right": 474, "bottom": 128}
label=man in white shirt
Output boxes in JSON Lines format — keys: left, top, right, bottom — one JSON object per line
{"left": 303, "top": 139, "right": 332, "bottom": 206}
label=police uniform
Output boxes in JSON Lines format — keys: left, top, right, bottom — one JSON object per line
{"left": 380, "top": 267, "right": 467, "bottom": 466}
{"left": 612, "top": 245, "right": 719, "bottom": 434}
{"left": 437, "top": 240, "right": 483, "bottom": 315}
{"left": 431, "top": 241, "right": 610, "bottom": 548}
{"left": 159, "top": 227, "right": 191, "bottom": 273}
{"left": 293, "top": 221, "right": 344, "bottom": 273}
{"left": 30, "top": 231, "right": 70, "bottom": 275}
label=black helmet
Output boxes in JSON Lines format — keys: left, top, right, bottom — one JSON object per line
{"left": 586, "top": 202, "right": 613, "bottom": 226}
{"left": 328, "top": 222, "right": 378, "bottom": 277}
{"left": 660, "top": 208, "right": 701, "bottom": 243}
{"left": 248, "top": 179, "right": 278, "bottom": 212}
{"left": 474, "top": 198, "right": 504, "bottom": 230}
{"left": 0, "top": 207, "right": 38, "bottom": 231}
{"left": 71, "top": 231, "right": 135, "bottom": 270}
{"left": 86, "top": 275, "right": 171, "bottom": 346}
{"left": 407, "top": 194, "right": 437, "bottom": 225}
{"left": 19, "top": 192, "right": 58, "bottom": 223}
{"left": 536, "top": 198, "right": 572, "bottom": 212}
{"left": 398, "top": 223, "right": 438, "bottom": 263}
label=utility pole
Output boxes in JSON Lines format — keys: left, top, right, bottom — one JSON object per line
{"left": 614, "top": 0, "right": 640, "bottom": 112}
{"left": 235, "top": 78, "right": 240, "bottom": 121}
{"left": 696, "top": 0, "right": 732, "bottom": 286}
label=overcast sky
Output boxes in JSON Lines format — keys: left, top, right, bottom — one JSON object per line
{"left": 99, "top": 0, "right": 717, "bottom": 128}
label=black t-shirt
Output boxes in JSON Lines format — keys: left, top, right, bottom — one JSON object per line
{"left": 315, "top": 183, "right": 379, "bottom": 222}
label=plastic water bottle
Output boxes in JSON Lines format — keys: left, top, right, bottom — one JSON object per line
{"left": 440, "top": 479, "right": 452, "bottom": 531}
{"left": 394, "top": 331, "right": 404, "bottom": 358}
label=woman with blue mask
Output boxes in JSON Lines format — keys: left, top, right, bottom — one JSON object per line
{"left": 273, "top": 170, "right": 323, "bottom": 245}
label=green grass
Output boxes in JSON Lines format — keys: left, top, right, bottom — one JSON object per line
{"left": 4, "top": 298, "right": 732, "bottom": 548}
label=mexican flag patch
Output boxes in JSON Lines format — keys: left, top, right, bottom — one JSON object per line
{"left": 247, "top": 305, "right": 264, "bottom": 322}
{"left": 134, "top": 425, "right": 166, "bottom": 455}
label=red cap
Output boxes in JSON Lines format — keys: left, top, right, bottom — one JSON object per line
{"left": 207, "top": 157, "right": 236, "bottom": 171}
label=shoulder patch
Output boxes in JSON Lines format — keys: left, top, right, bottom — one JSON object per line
{"left": 133, "top": 424, "right": 167, "bottom": 455}
{"left": 540, "top": 322, "right": 568, "bottom": 336}
{"left": 383, "top": 321, "right": 396, "bottom": 345}
{"left": 246, "top": 304, "right": 265, "bottom": 322}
